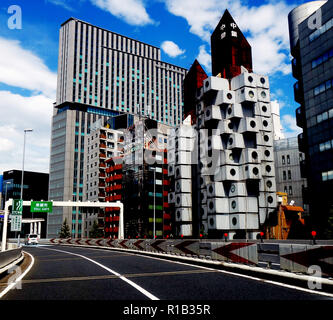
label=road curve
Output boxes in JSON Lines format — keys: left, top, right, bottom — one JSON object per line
{"left": 1, "top": 245, "right": 332, "bottom": 301}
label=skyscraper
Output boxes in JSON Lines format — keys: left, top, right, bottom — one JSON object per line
{"left": 48, "top": 18, "right": 187, "bottom": 238}
{"left": 288, "top": 1, "right": 333, "bottom": 236}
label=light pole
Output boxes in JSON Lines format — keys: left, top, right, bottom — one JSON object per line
{"left": 4, "top": 181, "right": 10, "bottom": 209}
{"left": 151, "top": 167, "right": 156, "bottom": 239}
{"left": 19, "top": 129, "right": 33, "bottom": 240}
{"left": 20, "top": 129, "right": 33, "bottom": 201}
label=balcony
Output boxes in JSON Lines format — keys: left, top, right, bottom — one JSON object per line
{"left": 300, "top": 159, "right": 307, "bottom": 178}
{"left": 99, "top": 162, "right": 106, "bottom": 168}
{"left": 99, "top": 143, "right": 107, "bottom": 149}
{"left": 296, "top": 106, "right": 306, "bottom": 129}
{"left": 298, "top": 133, "right": 306, "bottom": 153}
{"left": 292, "top": 58, "right": 301, "bottom": 79}
{"left": 100, "top": 134, "right": 106, "bottom": 140}
{"left": 100, "top": 153, "right": 106, "bottom": 159}
{"left": 294, "top": 81, "right": 304, "bottom": 104}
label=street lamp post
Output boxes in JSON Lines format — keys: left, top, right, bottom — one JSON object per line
{"left": 18, "top": 129, "right": 33, "bottom": 240}
{"left": 20, "top": 129, "right": 33, "bottom": 201}
{"left": 4, "top": 182, "right": 10, "bottom": 208}
{"left": 151, "top": 167, "right": 156, "bottom": 239}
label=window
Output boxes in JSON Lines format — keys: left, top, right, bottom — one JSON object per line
{"left": 289, "top": 186, "right": 293, "bottom": 195}
{"left": 282, "top": 155, "right": 285, "bottom": 165}
{"left": 288, "top": 170, "right": 292, "bottom": 180}
{"left": 283, "top": 171, "right": 286, "bottom": 181}
{"left": 287, "top": 155, "right": 290, "bottom": 164}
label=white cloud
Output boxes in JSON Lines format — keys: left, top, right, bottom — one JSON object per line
{"left": 0, "top": 91, "right": 53, "bottom": 173}
{"left": 163, "top": 0, "right": 294, "bottom": 76}
{"left": 161, "top": 40, "right": 185, "bottom": 58}
{"left": 281, "top": 114, "right": 302, "bottom": 138}
{"left": 45, "top": 0, "right": 75, "bottom": 11}
{"left": 90, "top": 0, "right": 155, "bottom": 26}
{"left": 196, "top": 45, "right": 211, "bottom": 73}
{"left": 0, "top": 37, "right": 57, "bottom": 99}
{"left": 0, "top": 37, "right": 56, "bottom": 174}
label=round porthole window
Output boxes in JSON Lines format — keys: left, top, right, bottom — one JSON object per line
{"left": 209, "top": 201, "right": 214, "bottom": 210}
{"left": 267, "top": 196, "right": 273, "bottom": 204}
{"left": 230, "top": 184, "right": 236, "bottom": 193}
{"left": 261, "top": 91, "right": 267, "bottom": 98}
{"left": 232, "top": 217, "right": 237, "bottom": 226}
{"left": 206, "top": 110, "right": 211, "bottom": 117}
{"left": 249, "top": 90, "right": 255, "bottom": 98}
{"left": 252, "top": 151, "right": 258, "bottom": 159}
{"left": 230, "top": 169, "right": 236, "bottom": 176}
{"left": 231, "top": 201, "right": 237, "bottom": 209}
{"left": 253, "top": 167, "right": 259, "bottom": 175}
{"left": 248, "top": 76, "right": 253, "bottom": 83}
{"left": 260, "top": 77, "right": 266, "bottom": 84}
{"left": 263, "top": 120, "right": 268, "bottom": 127}
{"left": 266, "top": 165, "right": 271, "bottom": 173}
{"left": 228, "top": 107, "right": 232, "bottom": 115}
{"left": 228, "top": 138, "right": 233, "bottom": 145}
{"left": 227, "top": 93, "right": 233, "bottom": 99}
{"left": 262, "top": 105, "right": 267, "bottom": 113}
{"left": 266, "top": 180, "right": 272, "bottom": 188}
{"left": 250, "top": 120, "right": 256, "bottom": 128}
{"left": 205, "top": 80, "right": 209, "bottom": 88}
{"left": 209, "top": 218, "right": 214, "bottom": 226}
{"left": 209, "top": 185, "right": 214, "bottom": 194}
{"left": 264, "top": 135, "right": 269, "bottom": 142}
{"left": 176, "top": 197, "right": 180, "bottom": 204}
{"left": 265, "top": 150, "right": 270, "bottom": 157}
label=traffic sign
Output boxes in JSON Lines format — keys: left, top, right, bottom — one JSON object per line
{"left": 11, "top": 199, "right": 23, "bottom": 232}
{"left": 30, "top": 201, "right": 53, "bottom": 213}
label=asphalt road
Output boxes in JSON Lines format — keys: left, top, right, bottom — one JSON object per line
{"left": 1, "top": 245, "right": 332, "bottom": 301}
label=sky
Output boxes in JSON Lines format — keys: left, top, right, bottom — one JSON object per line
{"left": 0, "top": 0, "right": 308, "bottom": 174}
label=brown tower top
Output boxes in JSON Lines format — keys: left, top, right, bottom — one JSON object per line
{"left": 211, "top": 10, "right": 253, "bottom": 79}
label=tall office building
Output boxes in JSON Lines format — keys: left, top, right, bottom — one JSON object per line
{"left": 48, "top": 18, "right": 187, "bottom": 238}
{"left": 288, "top": 1, "right": 333, "bottom": 236}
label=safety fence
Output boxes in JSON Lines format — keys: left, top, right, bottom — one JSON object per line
{"left": 43, "top": 238, "right": 333, "bottom": 277}
{"left": 0, "top": 246, "right": 23, "bottom": 274}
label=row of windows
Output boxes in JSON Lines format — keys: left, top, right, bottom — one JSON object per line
{"left": 314, "top": 77, "right": 333, "bottom": 96}
{"left": 283, "top": 185, "right": 293, "bottom": 195}
{"left": 319, "top": 138, "right": 333, "bottom": 152}
{"left": 316, "top": 107, "right": 333, "bottom": 124}
{"left": 281, "top": 155, "right": 291, "bottom": 165}
{"left": 309, "top": 16, "right": 333, "bottom": 42}
{"left": 282, "top": 170, "right": 292, "bottom": 180}
{"left": 322, "top": 170, "right": 333, "bottom": 181}
{"left": 312, "top": 47, "right": 333, "bottom": 69}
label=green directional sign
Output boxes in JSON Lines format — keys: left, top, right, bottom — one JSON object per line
{"left": 11, "top": 199, "right": 23, "bottom": 232}
{"left": 30, "top": 201, "right": 53, "bottom": 213}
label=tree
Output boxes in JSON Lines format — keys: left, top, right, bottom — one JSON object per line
{"left": 89, "top": 220, "right": 103, "bottom": 238}
{"left": 59, "top": 218, "right": 71, "bottom": 239}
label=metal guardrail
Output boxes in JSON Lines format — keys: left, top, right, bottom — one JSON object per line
{"left": 0, "top": 248, "right": 23, "bottom": 273}
{"left": 38, "top": 238, "right": 333, "bottom": 277}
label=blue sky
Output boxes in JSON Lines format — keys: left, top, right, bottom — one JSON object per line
{"left": 0, "top": 0, "right": 308, "bottom": 173}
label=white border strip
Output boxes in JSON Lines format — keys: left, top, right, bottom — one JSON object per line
{"left": 0, "top": 251, "right": 35, "bottom": 299}
{"left": 40, "top": 247, "right": 159, "bottom": 300}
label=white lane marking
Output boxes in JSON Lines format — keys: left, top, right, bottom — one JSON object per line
{"left": 39, "top": 247, "right": 159, "bottom": 300}
{"left": 0, "top": 251, "right": 35, "bottom": 299}
{"left": 71, "top": 246, "right": 333, "bottom": 299}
